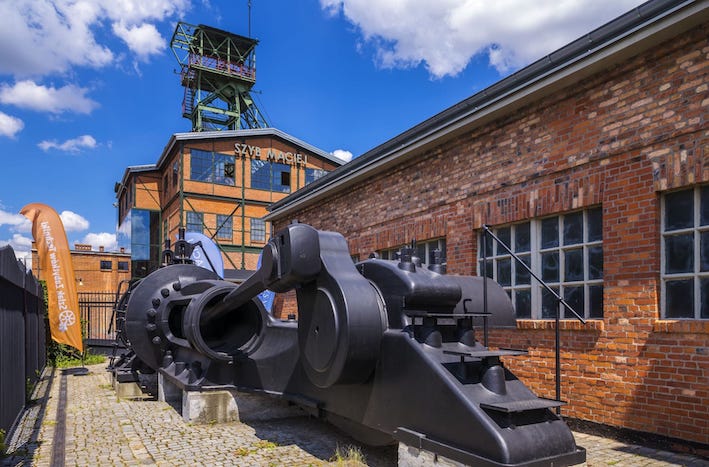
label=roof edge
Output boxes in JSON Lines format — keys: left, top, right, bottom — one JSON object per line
{"left": 265, "top": 0, "right": 706, "bottom": 222}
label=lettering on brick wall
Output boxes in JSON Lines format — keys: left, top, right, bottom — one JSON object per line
{"left": 235, "top": 143, "right": 308, "bottom": 165}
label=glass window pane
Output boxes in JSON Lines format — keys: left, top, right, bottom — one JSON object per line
{"left": 565, "top": 248, "right": 584, "bottom": 281}
{"left": 497, "top": 227, "right": 511, "bottom": 254}
{"left": 541, "top": 217, "right": 559, "bottom": 249}
{"left": 589, "top": 285, "right": 603, "bottom": 318}
{"left": 483, "top": 260, "right": 494, "bottom": 279}
{"left": 515, "top": 254, "right": 531, "bottom": 285}
{"left": 251, "top": 219, "right": 266, "bottom": 243}
{"left": 272, "top": 163, "right": 291, "bottom": 193}
{"left": 216, "top": 215, "right": 232, "bottom": 240}
{"left": 542, "top": 287, "right": 559, "bottom": 319}
{"left": 701, "top": 186, "right": 709, "bottom": 226}
{"left": 251, "top": 160, "right": 270, "bottom": 190}
{"left": 542, "top": 251, "right": 559, "bottom": 282}
{"left": 215, "top": 154, "right": 235, "bottom": 186}
{"left": 563, "top": 286, "right": 584, "bottom": 319}
{"left": 701, "top": 278, "right": 709, "bottom": 319}
{"left": 664, "top": 189, "right": 694, "bottom": 231}
{"left": 186, "top": 212, "right": 203, "bottom": 233}
{"left": 515, "top": 223, "right": 530, "bottom": 252}
{"left": 587, "top": 207, "right": 603, "bottom": 242}
{"left": 701, "top": 232, "right": 709, "bottom": 272}
{"left": 588, "top": 245, "right": 603, "bottom": 280}
{"left": 666, "top": 279, "right": 694, "bottom": 318}
{"left": 664, "top": 233, "right": 694, "bottom": 274}
{"left": 190, "top": 149, "right": 212, "bottom": 182}
{"left": 480, "top": 232, "right": 493, "bottom": 259}
{"left": 306, "top": 168, "right": 327, "bottom": 185}
{"left": 515, "top": 290, "right": 531, "bottom": 318}
{"left": 497, "top": 258, "right": 511, "bottom": 286}
{"left": 416, "top": 243, "right": 426, "bottom": 264}
{"left": 564, "top": 211, "right": 583, "bottom": 245}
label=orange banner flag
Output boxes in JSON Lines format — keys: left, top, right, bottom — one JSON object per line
{"left": 21, "top": 203, "right": 83, "bottom": 353}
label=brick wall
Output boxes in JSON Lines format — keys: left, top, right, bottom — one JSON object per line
{"left": 270, "top": 24, "right": 709, "bottom": 444}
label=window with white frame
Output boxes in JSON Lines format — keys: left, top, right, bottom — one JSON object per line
{"left": 378, "top": 238, "right": 446, "bottom": 266}
{"left": 478, "top": 207, "right": 603, "bottom": 319}
{"left": 661, "top": 185, "right": 709, "bottom": 319}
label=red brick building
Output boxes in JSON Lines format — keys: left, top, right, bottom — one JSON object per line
{"left": 266, "top": 0, "right": 709, "bottom": 448}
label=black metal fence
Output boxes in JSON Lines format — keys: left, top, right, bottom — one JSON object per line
{"left": 78, "top": 292, "right": 117, "bottom": 346}
{"left": 0, "top": 246, "right": 47, "bottom": 434}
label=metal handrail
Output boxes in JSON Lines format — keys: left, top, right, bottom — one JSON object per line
{"left": 481, "top": 224, "right": 587, "bottom": 413}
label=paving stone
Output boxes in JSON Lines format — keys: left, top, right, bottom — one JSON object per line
{"left": 2, "top": 364, "right": 708, "bottom": 466}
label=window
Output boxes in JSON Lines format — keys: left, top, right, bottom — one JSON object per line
{"left": 100, "top": 260, "right": 112, "bottom": 270}
{"left": 189, "top": 149, "right": 235, "bottom": 186}
{"left": 479, "top": 207, "right": 603, "bottom": 320}
{"left": 172, "top": 161, "right": 179, "bottom": 186}
{"left": 186, "top": 212, "right": 203, "bottom": 233}
{"left": 379, "top": 238, "right": 446, "bottom": 266}
{"left": 251, "top": 218, "right": 266, "bottom": 243}
{"left": 662, "top": 186, "right": 709, "bottom": 319}
{"left": 118, "top": 261, "right": 129, "bottom": 271}
{"left": 216, "top": 214, "right": 233, "bottom": 241}
{"left": 251, "top": 160, "right": 291, "bottom": 192}
{"left": 305, "top": 168, "right": 328, "bottom": 185}
{"left": 163, "top": 174, "right": 168, "bottom": 195}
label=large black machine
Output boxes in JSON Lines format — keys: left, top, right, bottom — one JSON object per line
{"left": 111, "top": 223, "right": 585, "bottom": 466}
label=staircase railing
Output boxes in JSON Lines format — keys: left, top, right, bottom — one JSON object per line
{"left": 481, "top": 224, "right": 586, "bottom": 413}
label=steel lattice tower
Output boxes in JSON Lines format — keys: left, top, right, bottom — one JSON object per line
{"left": 171, "top": 22, "right": 269, "bottom": 131}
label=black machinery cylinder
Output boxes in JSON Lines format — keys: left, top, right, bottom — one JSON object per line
{"left": 182, "top": 281, "right": 265, "bottom": 361}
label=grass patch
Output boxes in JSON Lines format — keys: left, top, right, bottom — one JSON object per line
{"left": 234, "top": 440, "right": 279, "bottom": 457}
{"left": 253, "top": 440, "right": 278, "bottom": 450}
{"left": 330, "top": 444, "right": 366, "bottom": 466}
{"left": 54, "top": 352, "right": 105, "bottom": 368}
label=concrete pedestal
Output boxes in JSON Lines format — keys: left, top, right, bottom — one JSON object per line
{"left": 398, "top": 443, "right": 467, "bottom": 467}
{"left": 112, "top": 372, "right": 156, "bottom": 399}
{"left": 157, "top": 372, "right": 302, "bottom": 424}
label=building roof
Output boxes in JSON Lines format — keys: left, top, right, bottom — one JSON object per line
{"left": 115, "top": 127, "right": 346, "bottom": 197}
{"left": 265, "top": 0, "right": 708, "bottom": 222}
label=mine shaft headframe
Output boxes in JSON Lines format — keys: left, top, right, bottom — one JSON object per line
{"left": 170, "top": 21, "right": 269, "bottom": 131}
{"left": 218, "top": 223, "right": 386, "bottom": 388}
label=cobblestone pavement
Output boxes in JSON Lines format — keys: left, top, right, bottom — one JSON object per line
{"left": 2, "top": 365, "right": 707, "bottom": 467}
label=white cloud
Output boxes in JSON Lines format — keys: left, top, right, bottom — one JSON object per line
{"left": 0, "top": 0, "right": 189, "bottom": 77}
{"left": 60, "top": 211, "right": 90, "bottom": 232}
{"left": 112, "top": 22, "right": 167, "bottom": 60}
{"left": 332, "top": 149, "right": 354, "bottom": 162}
{"left": 0, "top": 1, "right": 113, "bottom": 77}
{"left": 81, "top": 232, "right": 118, "bottom": 251}
{"left": 0, "top": 81, "right": 99, "bottom": 115}
{"left": 100, "top": 0, "right": 190, "bottom": 26}
{"left": 0, "top": 111, "right": 24, "bottom": 138}
{"left": 0, "top": 208, "right": 31, "bottom": 231}
{"left": 38, "top": 135, "right": 98, "bottom": 154}
{"left": 0, "top": 233, "right": 33, "bottom": 268}
{"left": 321, "top": 0, "right": 645, "bottom": 78}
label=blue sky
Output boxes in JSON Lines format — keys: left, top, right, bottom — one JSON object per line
{"left": 0, "top": 0, "right": 645, "bottom": 266}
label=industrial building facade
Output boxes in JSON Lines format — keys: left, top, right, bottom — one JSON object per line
{"left": 115, "top": 129, "right": 342, "bottom": 279}
{"left": 266, "top": 0, "right": 709, "bottom": 449}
